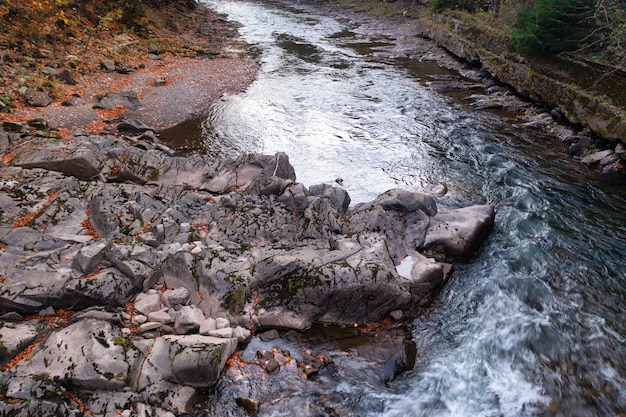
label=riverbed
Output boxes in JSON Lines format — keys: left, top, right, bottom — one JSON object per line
{"left": 166, "top": 1, "right": 626, "bottom": 415}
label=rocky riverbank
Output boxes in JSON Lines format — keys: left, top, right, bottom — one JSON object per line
{"left": 0, "top": 1, "right": 499, "bottom": 414}
{"left": 333, "top": 0, "right": 626, "bottom": 176}
{"left": 0, "top": 121, "right": 494, "bottom": 414}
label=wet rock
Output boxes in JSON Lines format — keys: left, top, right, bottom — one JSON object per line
{"left": 581, "top": 149, "right": 614, "bottom": 167}
{"left": 265, "top": 358, "right": 280, "bottom": 373}
{"left": 599, "top": 152, "right": 620, "bottom": 166}
{"left": 205, "top": 152, "right": 296, "bottom": 194}
{"left": 236, "top": 397, "right": 260, "bottom": 415}
{"left": 421, "top": 205, "right": 495, "bottom": 262}
{"left": 568, "top": 136, "right": 593, "bottom": 155}
{"left": 259, "top": 329, "right": 280, "bottom": 342}
{"left": 24, "top": 87, "right": 52, "bottom": 107}
{"left": 117, "top": 118, "right": 156, "bottom": 133}
{"left": 137, "top": 335, "right": 237, "bottom": 389}
{"left": 13, "top": 319, "right": 139, "bottom": 390}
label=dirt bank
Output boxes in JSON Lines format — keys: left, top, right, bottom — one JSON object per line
{"left": 336, "top": 0, "right": 626, "bottom": 145}
{"left": 0, "top": 1, "right": 259, "bottom": 136}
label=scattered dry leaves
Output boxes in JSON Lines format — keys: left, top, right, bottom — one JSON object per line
{"left": 12, "top": 192, "right": 58, "bottom": 227}
{"left": 2, "top": 335, "right": 46, "bottom": 371}
{"left": 0, "top": 153, "right": 16, "bottom": 164}
{"left": 66, "top": 391, "right": 91, "bottom": 415}
{"left": 81, "top": 209, "right": 99, "bottom": 239}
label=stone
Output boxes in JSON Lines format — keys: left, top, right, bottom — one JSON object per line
{"left": 568, "top": 136, "right": 592, "bottom": 155}
{"left": 149, "top": 43, "right": 159, "bottom": 54}
{"left": 161, "top": 287, "right": 190, "bottom": 308}
{"left": 581, "top": 149, "right": 614, "bottom": 167}
{"left": 265, "top": 359, "right": 280, "bottom": 373}
{"left": 0, "top": 321, "right": 40, "bottom": 362}
{"left": 205, "top": 152, "right": 296, "bottom": 194}
{"left": 174, "top": 305, "right": 205, "bottom": 334}
{"left": 101, "top": 59, "right": 116, "bottom": 72}
{"left": 371, "top": 188, "right": 437, "bottom": 216}
{"left": 137, "top": 335, "right": 237, "bottom": 389}
{"left": 615, "top": 143, "right": 626, "bottom": 154}
{"left": 139, "top": 322, "right": 162, "bottom": 332}
{"left": 39, "top": 67, "right": 57, "bottom": 77}
{"left": 259, "top": 329, "right": 280, "bottom": 342}
{"left": 199, "top": 318, "right": 217, "bottom": 335}
{"left": 134, "top": 293, "right": 162, "bottom": 315}
{"left": 154, "top": 77, "right": 167, "bottom": 86}
{"left": 233, "top": 326, "right": 251, "bottom": 343}
{"left": 215, "top": 317, "right": 230, "bottom": 329}
{"left": 236, "top": 397, "right": 259, "bottom": 415}
{"left": 117, "top": 118, "right": 156, "bottom": 133}
{"left": 72, "top": 241, "right": 108, "bottom": 274}
{"left": 3, "top": 121, "right": 23, "bottom": 132}
{"left": 13, "top": 319, "right": 138, "bottom": 390}
{"left": 147, "top": 310, "right": 172, "bottom": 324}
{"left": 93, "top": 91, "right": 140, "bottom": 109}
{"left": 57, "top": 69, "right": 77, "bottom": 85}
{"left": 421, "top": 205, "right": 495, "bottom": 262}
{"left": 208, "top": 327, "right": 234, "bottom": 338}
{"left": 390, "top": 310, "right": 404, "bottom": 320}
{"left": 12, "top": 142, "right": 105, "bottom": 180}
{"left": 24, "top": 88, "right": 53, "bottom": 107}
{"left": 599, "top": 152, "right": 620, "bottom": 166}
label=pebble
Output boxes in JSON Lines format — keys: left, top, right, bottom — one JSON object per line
{"left": 208, "top": 327, "right": 234, "bottom": 338}
{"left": 147, "top": 310, "right": 172, "bottom": 324}
{"left": 134, "top": 314, "right": 148, "bottom": 324}
{"left": 199, "top": 318, "right": 217, "bottom": 335}
{"left": 216, "top": 317, "right": 230, "bottom": 329}
{"left": 138, "top": 322, "right": 161, "bottom": 332}
{"left": 259, "top": 329, "right": 280, "bottom": 342}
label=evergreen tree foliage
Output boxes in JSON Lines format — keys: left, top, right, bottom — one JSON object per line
{"left": 510, "top": 0, "right": 596, "bottom": 53}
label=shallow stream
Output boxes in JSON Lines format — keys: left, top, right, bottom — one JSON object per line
{"left": 165, "top": 1, "right": 626, "bottom": 415}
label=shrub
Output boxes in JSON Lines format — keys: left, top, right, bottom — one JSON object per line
{"left": 430, "top": 0, "right": 492, "bottom": 13}
{"left": 511, "top": 0, "right": 596, "bottom": 53}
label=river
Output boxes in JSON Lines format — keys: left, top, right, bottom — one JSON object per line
{"left": 170, "top": 1, "right": 626, "bottom": 415}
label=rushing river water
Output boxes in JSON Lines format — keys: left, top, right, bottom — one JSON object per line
{"left": 177, "top": 1, "right": 626, "bottom": 415}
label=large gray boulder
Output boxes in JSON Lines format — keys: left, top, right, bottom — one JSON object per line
{"left": 13, "top": 319, "right": 141, "bottom": 390}
{"left": 421, "top": 205, "right": 495, "bottom": 262}
{"left": 137, "top": 335, "right": 237, "bottom": 389}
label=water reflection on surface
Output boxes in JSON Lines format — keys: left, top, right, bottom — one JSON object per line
{"left": 171, "top": 1, "right": 626, "bottom": 415}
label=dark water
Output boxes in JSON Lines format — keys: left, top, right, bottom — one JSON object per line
{"left": 182, "top": 1, "right": 626, "bottom": 415}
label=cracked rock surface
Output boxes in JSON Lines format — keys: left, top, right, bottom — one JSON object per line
{"left": 0, "top": 129, "right": 494, "bottom": 415}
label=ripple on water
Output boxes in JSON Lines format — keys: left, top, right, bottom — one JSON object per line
{"left": 199, "top": 1, "right": 626, "bottom": 416}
